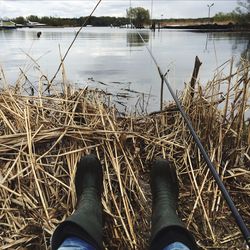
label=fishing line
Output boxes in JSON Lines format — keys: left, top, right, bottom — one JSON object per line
{"left": 131, "top": 24, "right": 250, "bottom": 246}
{"left": 49, "top": 0, "right": 102, "bottom": 85}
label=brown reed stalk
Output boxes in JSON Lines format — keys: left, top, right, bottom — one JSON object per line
{"left": 0, "top": 60, "right": 249, "bottom": 250}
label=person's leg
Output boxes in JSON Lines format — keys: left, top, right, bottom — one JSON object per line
{"left": 51, "top": 154, "right": 103, "bottom": 250}
{"left": 163, "top": 242, "right": 190, "bottom": 250}
{"left": 58, "top": 236, "right": 96, "bottom": 250}
{"left": 150, "top": 159, "right": 198, "bottom": 250}
{"left": 58, "top": 237, "right": 95, "bottom": 250}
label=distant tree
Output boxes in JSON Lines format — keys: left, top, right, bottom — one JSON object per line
{"left": 236, "top": 0, "right": 250, "bottom": 13}
{"left": 12, "top": 16, "right": 26, "bottom": 24}
{"left": 213, "top": 0, "right": 250, "bottom": 25}
{"left": 235, "top": 0, "right": 250, "bottom": 24}
{"left": 26, "top": 15, "right": 39, "bottom": 22}
{"left": 214, "top": 12, "right": 238, "bottom": 23}
{"left": 126, "top": 7, "right": 150, "bottom": 28}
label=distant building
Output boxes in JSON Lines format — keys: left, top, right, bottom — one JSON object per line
{"left": 0, "top": 19, "right": 16, "bottom": 29}
{"left": 120, "top": 24, "right": 134, "bottom": 29}
{"left": 27, "top": 20, "right": 46, "bottom": 28}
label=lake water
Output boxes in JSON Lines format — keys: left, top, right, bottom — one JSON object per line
{"left": 0, "top": 27, "right": 249, "bottom": 112}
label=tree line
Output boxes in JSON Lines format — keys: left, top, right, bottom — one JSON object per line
{"left": 12, "top": 15, "right": 130, "bottom": 27}
{"left": 214, "top": 0, "right": 249, "bottom": 24}
{"left": 11, "top": 7, "right": 150, "bottom": 28}
{"left": 11, "top": 2, "right": 250, "bottom": 28}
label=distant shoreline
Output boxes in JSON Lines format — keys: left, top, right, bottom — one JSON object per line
{"left": 161, "top": 23, "right": 250, "bottom": 32}
{"left": 1, "top": 23, "right": 249, "bottom": 32}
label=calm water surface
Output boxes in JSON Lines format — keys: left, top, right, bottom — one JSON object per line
{"left": 0, "top": 27, "right": 249, "bottom": 112}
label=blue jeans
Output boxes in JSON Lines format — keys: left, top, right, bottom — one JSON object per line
{"left": 163, "top": 242, "right": 191, "bottom": 250}
{"left": 58, "top": 237, "right": 190, "bottom": 250}
{"left": 58, "top": 237, "right": 96, "bottom": 250}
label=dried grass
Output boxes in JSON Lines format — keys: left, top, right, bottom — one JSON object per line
{"left": 0, "top": 60, "right": 249, "bottom": 249}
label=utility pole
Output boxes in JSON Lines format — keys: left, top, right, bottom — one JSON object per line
{"left": 129, "top": 0, "right": 132, "bottom": 28}
{"left": 207, "top": 3, "right": 214, "bottom": 23}
{"left": 151, "top": 0, "right": 154, "bottom": 26}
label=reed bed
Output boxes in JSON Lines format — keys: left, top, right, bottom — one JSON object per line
{"left": 0, "top": 60, "right": 249, "bottom": 250}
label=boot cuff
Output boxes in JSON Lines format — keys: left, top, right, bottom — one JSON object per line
{"left": 51, "top": 221, "right": 102, "bottom": 250}
{"left": 150, "top": 226, "right": 198, "bottom": 250}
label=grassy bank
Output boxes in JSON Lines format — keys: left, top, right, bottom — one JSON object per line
{"left": 160, "top": 23, "right": 250, "bottom": 32}
{"left": 0, "top": 60, "right": 249, "bottom": 249}
{"left": 158, "top": 17, "right": 250, "bottom": 31}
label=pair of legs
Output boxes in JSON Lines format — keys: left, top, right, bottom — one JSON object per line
{"left": 51, "top": 155, "right": 198, "bottom": 250}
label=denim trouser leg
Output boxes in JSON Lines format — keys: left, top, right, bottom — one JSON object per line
{"left": 58, "top": 237, "right": 190, "bottom": 250}
{"left": 163, "top": 242, "right": 191, "bottom": 250}
{"left": 58, "top": 236, "right": 96, "bottom": 250}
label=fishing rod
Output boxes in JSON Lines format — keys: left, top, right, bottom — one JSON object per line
{"left": 132, "top": 27, "right": 250, "bottom": 247}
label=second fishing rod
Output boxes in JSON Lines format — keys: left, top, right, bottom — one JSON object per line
{"left": 133, "top": 27, "right": 250, "bottom": 247}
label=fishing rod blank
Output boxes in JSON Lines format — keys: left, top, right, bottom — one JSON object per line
{"left": 135, "top": 30, "right": 250, "bottom": 247}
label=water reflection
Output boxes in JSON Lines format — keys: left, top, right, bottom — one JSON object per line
{"left": 242, "top": 40, "right": 250, "bottom": 61}
{"left": 203, "top": 32, "right": 250, "bottom": 62}
{"left": 1, "top": 27, "right": 250, "bottom": 112}
{"left": 231, "top": 34, "right": 250, "bottom": 62}
{"left": 204, "top": 33, "right": 209, "bottom": 52}
{"left": 126, "top": 31, "right": 149, "bottom": 47}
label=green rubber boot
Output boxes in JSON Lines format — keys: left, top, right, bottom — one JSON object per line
{"left": 150, "top": 159, "right": 198, "bottom": 250}
{"left": 51, "top": 154, "right": 103, "bottom": 250}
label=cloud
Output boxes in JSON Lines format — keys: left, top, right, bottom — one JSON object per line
{"left": 0, "top": 0, "right": 239, "bottom": 19}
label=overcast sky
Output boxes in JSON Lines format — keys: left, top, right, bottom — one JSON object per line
{"left": 0, "top": 0, "right": 239, "bottom": 19}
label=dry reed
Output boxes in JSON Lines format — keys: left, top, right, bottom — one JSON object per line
{"left": 0, "top": 60, "right": 249, "bottom": 250}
